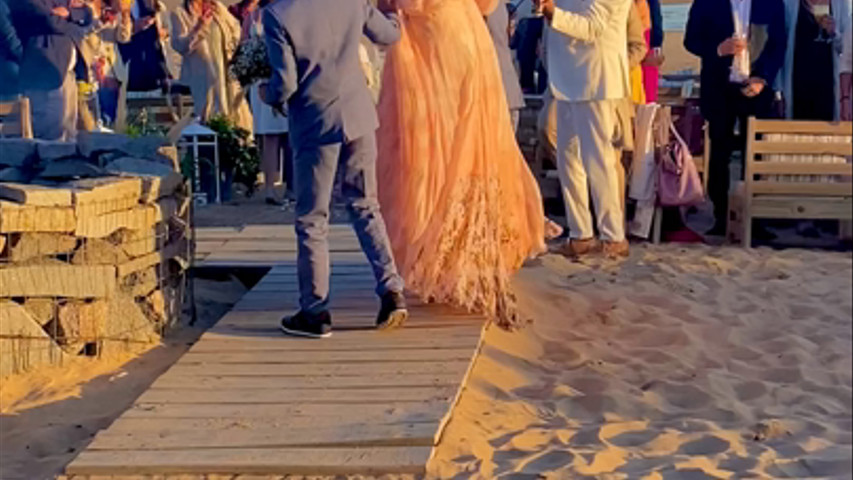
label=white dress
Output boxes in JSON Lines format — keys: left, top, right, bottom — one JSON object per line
{"left": 247, "top": 13, "right": 289, "bottom": 135}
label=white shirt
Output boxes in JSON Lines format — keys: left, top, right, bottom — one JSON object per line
{"left": 729, "top": 0, "right": 752, "bottom": 83}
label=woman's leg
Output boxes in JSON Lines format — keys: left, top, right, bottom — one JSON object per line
{"left": 283, "top": 133, "right": 295, "bottom": 199}
{"left": 261, "top": 133, "right": 281, "bottom": 201}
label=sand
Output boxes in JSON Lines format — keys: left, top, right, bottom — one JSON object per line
{"left": 430, "top": 245, "right": 853, "bottom": 479}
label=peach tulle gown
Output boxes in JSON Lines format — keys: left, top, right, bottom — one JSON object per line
{"left": 376, "top": 0, "right": 546, "bottom": 327}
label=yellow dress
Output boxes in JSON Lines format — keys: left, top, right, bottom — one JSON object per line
{"left": 376, "top": 0, "right": 546, "bottom": 327}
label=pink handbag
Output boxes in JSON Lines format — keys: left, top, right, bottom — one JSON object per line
{"left": 657, "top": 123, "right": 705, "bottom": 207}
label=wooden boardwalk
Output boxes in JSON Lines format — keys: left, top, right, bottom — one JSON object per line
{"left": 64, "top": 225, "right": 486, "bottom": 477}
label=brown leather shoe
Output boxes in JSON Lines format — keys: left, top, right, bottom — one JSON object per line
{"left": 602, "top": 239, "right": 630, "bottom": 259}
{"left": 560, "top": 238, "right": 600, "bottom": 258}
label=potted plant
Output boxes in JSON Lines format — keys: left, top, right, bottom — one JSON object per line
{"left": 206, "top": 114, "right": 260, "bottom": 202}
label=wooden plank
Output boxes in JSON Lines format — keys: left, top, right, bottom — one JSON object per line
{"left": 201, "top": 326, "right": 482, "bottom": 342}
{"left": 752, "top": 119, "right": 853, "bottom": 135}
{"left": 186, "top": 336, "right": 480, "bottom": 352}
{"left": 85, "top": 423, "right": 436, "bottom": 450}
{"left": 751, "top": 182, "right": 852, "bottom": 196}
{"left": 163, "top": 361, "right": 471, "bottom": 378}
{"left": 102, "top": 416, "right": 440, "bottom": 433}
{"left": 121, "top": 401, "right": 446, "bottom": 421}
{"left": 752, "top": 196, "right": 852, "bottom": 219}
{"left": 0, "top": 183, "right": 73, "bottom": 206}
{"left": 176, "top": 348, "right": 477, "bottom": 364}
{"left": 151, "top": 373, "right": 463, "bottom": 390}
{"left": 753, "top": 141, "right": 852, "bottom": 156}
{"left": 65, "top": 446, "right": 431, "bottom": 476}
{"left": 136, "top": 386, "right": 458, "bottom": 404}
{"left": 751, "top": 162, "right": 853, "bottom": 176}
{"left": 0, "top": 264, "right": 115, "bottom": 298}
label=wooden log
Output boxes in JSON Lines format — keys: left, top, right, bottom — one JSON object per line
{"left": 75, "top": 198, "right": 177, "bottom": 238}
{"left": 0, "top": 201, "right": 76, "bottom": 233}
{"left": 0, "top": 301, "right": 67, "bottom": 377}
{"left": 68, "top": 177, "right": 143, "bottom": 218}
{"left": 6, "top": 233, "right": 78, "bottom": 262}
{"left": 0, "top": 183, "right": 73, "bottom": 206}
{"left": 0, "top": 264, "right": 116, "bottom": 298}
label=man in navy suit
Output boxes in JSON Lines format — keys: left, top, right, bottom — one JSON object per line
{"left": 9, "top": 0, "right": 92, "bottom": 140}
{"left": 685, "top": 0, "right": 786, "bottom": 236}
{"left": 261, "top": 0, "right": 407, "bottom": 339}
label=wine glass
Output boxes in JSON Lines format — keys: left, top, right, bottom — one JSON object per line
{"left": 811, "top": 1, "right": 832, "bottom": 42}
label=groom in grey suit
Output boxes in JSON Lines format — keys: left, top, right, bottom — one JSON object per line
{"left": 261, "top": 0, "right": 407, "bottom": 338}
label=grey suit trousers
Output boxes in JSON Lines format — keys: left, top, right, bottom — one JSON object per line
{"left": 293, "top": 133, "right": 404, "bottom": 314}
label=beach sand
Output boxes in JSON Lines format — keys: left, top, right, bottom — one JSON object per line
{"left": 430, "top": 245, "right": 853, "bottom": 479}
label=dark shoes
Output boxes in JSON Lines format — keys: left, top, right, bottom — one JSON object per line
{"left": 376, "top": 291, "right": 408, "bottom": 330}
{"left": 280, "top": 310, "right": 332, "bottom": 339}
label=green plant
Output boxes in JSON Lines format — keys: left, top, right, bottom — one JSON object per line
{"left": 206, "top": 114, "right": 260, "bottom": 196}
{"left": 125, "top": 108, "right": 168, "bottom": 138}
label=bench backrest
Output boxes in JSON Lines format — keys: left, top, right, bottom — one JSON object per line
{"left": 0, "top": 97, "right": 33, "bottom": 139}
{"left": 744, "top": 118, "right": 852, "bottom": 198}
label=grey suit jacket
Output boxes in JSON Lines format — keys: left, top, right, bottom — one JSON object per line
{"left": 486, "top": 1, "right": 524, "bottom": 111}
{"left": 9, "top": 0, "right": 92, "bottom": 91}
{"left": 262, "top": 0, "right": 401, "bottom": 147}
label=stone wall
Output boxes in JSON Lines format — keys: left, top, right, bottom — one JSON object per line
{"left": 0, "top": 133, "right": 189, "bottom": 378}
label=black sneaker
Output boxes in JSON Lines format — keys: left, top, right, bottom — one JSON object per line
{"left": 376, "top": 292, "right": 408, "bottom": 330}
{"left": 280, "top": 311, "right": 332, "bottom": 339}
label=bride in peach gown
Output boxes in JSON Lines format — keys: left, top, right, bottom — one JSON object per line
{"left": 376, "top": 0, "right": 551, "bottom": 327}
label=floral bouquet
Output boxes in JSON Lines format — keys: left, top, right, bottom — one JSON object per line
{"left": 229, "top": 36, "right": 272, "bottom": 88}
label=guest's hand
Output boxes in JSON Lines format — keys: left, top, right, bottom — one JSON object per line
{"left": 817, "top": 15, "right": 836, "bottom": 36}
{"left": 741, "top": 77, "right": 766, "bottom": 98}
{"left": 534, "top": 0, "right": 555, "bottom": 21}
{"left": 52, "top": 6, "right": 70, "bottom": 18}
{"left": 377, "top": 0, "right": 397, "bottom": 13}
{"left": 643, "top": 47, "right": 665, "bottom": 67}
{"left": 135, "top": 15, "right": 156, "bottom": 32}
{"left": 717, "top": 36, "right": 747, "bottom": 57}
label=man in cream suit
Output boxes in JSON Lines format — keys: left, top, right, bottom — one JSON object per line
{"left": 536, "top": 0, "right": 631, "bottom": 258}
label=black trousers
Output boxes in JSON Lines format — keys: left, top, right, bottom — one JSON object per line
{"left": 706, "top": 84, "right": 776, "bottom": 226}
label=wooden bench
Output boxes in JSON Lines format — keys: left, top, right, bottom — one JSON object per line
{"left": 729, "top": 118, "right": 853, "bottom": 247}
{"left": 0, "top": 96, "right": 33, "bottom": 139}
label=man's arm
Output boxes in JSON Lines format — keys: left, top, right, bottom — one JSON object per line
{"left": 363, "top": 1, "right": 400, "bottom": 47}
{"left": 647, "top": 0, "right": 663, "bottom": 48}
{"left": 683, "top": 0, "right": 713, "bottom": 59}
{"left": 0, "top": 0, "right": 22, "bottom": 62}
{"left": 539, "top": 0, "right": 624, "bottom": 43}
{"left": 261, "top": 7, "right": 297, "bottom": 109}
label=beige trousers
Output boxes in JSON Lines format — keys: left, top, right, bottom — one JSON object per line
{"left": 556, "top": 99, "right": 626, "bottom": 242}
